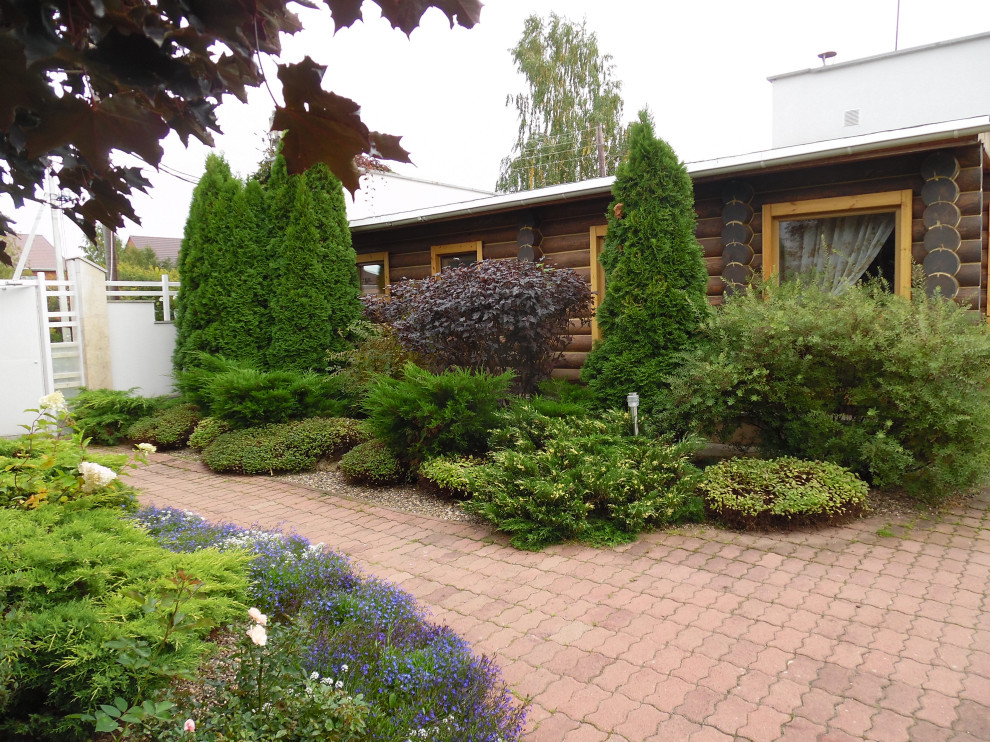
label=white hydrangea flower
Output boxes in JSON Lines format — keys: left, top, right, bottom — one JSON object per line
{"left": 310, "top": 671, "right": 320, "bottom": 680}
{"left": 39, "top": 391, "right": 67, "bottom": 414}
{"left": 78, "top": 461, "right": 118, "bottom": 493}
{"left": 136, "top": 442, "right": 157, "bottom": 453}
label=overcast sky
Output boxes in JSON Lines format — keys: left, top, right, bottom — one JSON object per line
{"left": 7, "top": 0, "right": 990, "bottom": 250}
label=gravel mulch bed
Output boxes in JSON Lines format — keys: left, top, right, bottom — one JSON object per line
{"left": 276, "top": 469, "right": 481, "bottom": 523}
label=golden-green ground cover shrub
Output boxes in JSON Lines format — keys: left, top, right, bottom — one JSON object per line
{"left": 126, "top": 403, "right": 202, "bottom": 449}
{"left": 0, "top": 506, "right": 247, "bottom": 741}
{"left": 416, "top": 455, "right": 480, "bottom": 500}
{"left": 202, "top": 417, "right": 367, "bottom": 474}
{"left": 661, "top": 278, "right": 990, "bottom": 501}
{"left": 466, "top": 413, "right": 703, "bottom": 550}
{"left": 700, "top": 457, "right": 868, "bottom": 529}
{"left": 1, "top": 396, "right": 142, "bottom": 509}
{"left": 339, "top": 440, "right": 406, "bottom": 486}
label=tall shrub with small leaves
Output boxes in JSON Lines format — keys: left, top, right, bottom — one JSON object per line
{"left": 173, "top": 155, "right": 240, "bottom": 371}
{"left": 581, "top": 110, "right": 710, "bottom": 413}
{"left": 267, "top": 162, "right": 360, "bottom": 372}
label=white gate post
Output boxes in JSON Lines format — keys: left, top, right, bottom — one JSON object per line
{"left": 34, "top": 274, "right": 55, "bottom": 395}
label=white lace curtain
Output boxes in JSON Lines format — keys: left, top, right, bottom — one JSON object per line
{"left": 779, "top": 213, "right": 895, "bottom": 294}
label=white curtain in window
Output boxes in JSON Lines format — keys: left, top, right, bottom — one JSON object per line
{"left": 780, "top": 213, "right": 895, "bottom": 294}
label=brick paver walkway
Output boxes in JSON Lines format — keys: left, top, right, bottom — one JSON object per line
{"left": 129, "top": 453, "right": 990, "bottom": 741}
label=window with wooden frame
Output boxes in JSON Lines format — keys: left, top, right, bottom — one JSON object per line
{"left": 431, "top": 241, "right": 483, "bottom": 274}
{"left": 355, "top": 251, "right": 390, "bottom": 296}
{"left": 589, "top": 225, "right": 607, "bottom": 340}
{"left": 762, "top": 190, "right": 913, "bottom": 296}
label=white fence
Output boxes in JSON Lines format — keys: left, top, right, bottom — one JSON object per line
{"left": 0, "top": 264, "right": 180, "bottom": 436}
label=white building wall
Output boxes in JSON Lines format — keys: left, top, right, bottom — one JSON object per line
{"left": 106, "top": 301, "right": 176, "bottom": 397}
{"left": 0, "top": 281, "right": 52, "bottom": 436}
{"left": 770, "top": 33, "right": 990, "bottom": 148}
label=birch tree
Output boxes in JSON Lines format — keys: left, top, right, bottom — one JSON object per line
{"left": 497, "top": 14, "right": 626, "bottom": 193}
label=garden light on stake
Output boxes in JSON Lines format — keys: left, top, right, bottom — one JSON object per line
{"left": 627, "top": 392, "right": 639, "bottom": 436}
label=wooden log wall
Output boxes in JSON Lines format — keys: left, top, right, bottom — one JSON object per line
{"left": 353, "top": 197, "right": 609, "bottom": 382}
{"left": 693, "top": 142, "right": 986, "bottom": 311}
{"left": 353, "top": 140, "right": 989, "bottom": 377}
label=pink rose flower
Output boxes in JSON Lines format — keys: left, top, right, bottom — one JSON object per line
{"left": 184, "top": 718, "right": 196, "bottom": 733}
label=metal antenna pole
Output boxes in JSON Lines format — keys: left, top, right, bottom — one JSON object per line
{"left": 895, "top": 0, "right": 901, "bottom": 50}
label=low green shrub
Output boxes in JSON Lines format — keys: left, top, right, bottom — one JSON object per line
{"left": 126, "top": 403, "right": 201, "bottom": 449}
{"left": 417, "top": 455, "right": 481, "bottom": 500}
{"left": 70, "top": 388, "right": 169, "bottom": 445}
{"left": 364, "top": 362, "right": 512, "bottom": 466}
{"left": 661, "top": 277, "right": 990, "bottom": 501}
{"left": 339, "top": 440, "right": 407, "bottom": 486}
{"left": 187, "top": 416, "right": 231, "bottom": 450}
{"left": 327, "top": 320, "right": 414, "bottom": 417}
{"left": 176, "top": 353, "right": 348, "bottom": 428}
{"left": 202, "top": 418, "right": 367, "bottom": 474}
{"left": 700, "top": 457, "right": 869, "bottom": 529}
{"left": 0, "top": 506, "right": 247, "bottom": 741}
{"left": 466, "top": 415, "right": 703, "bottom": 550}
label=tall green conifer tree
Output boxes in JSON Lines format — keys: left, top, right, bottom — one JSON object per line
{"left": 267, "top": 162, "right": 360, "bottom": 372}
{"left": 173, "top": 154, "right": 239, "bottom": 370}
{"left": 581, "top": 110, "right": 710, "bottom": 413}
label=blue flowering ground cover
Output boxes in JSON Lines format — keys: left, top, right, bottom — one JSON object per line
{"left": 135, "top": 507, "right": 526, "bottom": 742}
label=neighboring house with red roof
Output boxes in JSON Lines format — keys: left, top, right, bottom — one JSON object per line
{"left": 2, "top": 233, "right": 58, "bottom": 278}
{"left": 125, "top": 235, "right": 182, "bottom": 267}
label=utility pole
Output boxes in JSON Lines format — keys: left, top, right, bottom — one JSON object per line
{"left": 102, "top": 224, "right": 117, "bottom": 281}
{"left": 596, "top": 123, "right": 606, "bottom": 177}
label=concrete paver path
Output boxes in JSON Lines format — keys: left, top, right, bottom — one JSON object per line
{"left": 129, "top": 453, "right": 990, "bottom": 741}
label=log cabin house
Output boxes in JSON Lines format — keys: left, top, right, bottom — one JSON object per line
{"left": 351, "top": 116, "right": 990, "bottom": 380}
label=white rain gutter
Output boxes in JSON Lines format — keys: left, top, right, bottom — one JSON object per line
{"left": 350, "top": 116, "right": 990, "bottom": 233}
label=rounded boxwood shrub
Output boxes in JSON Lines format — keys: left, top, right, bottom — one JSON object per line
{"left": 700, "top": 457, "right": 868, "bottom": 530}
{"left": 125, "top": 403, "right": 201, "bottom": 449}
{"left": 339, "top": 440, "right": 406, "bottom": 486}
{"left": 187, "top": 416, "right": 231, "bottom": 450}
{"left": 202, "top": 418, "right": 367, "bottom": 475}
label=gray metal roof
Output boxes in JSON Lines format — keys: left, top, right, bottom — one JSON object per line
{"left": 350, "top": 116, "right": 990, "bottom": 233}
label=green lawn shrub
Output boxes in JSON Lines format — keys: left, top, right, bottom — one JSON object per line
{"left": 177, "top": 356, "right": 348, "bottom": 428}
{"left": 0, "top": 505, "right": 247, "bottom": 741}
{"left": 126, "top": 403, "right": 201, "bottom": 449}
{"left": 202, "top": 418, "right": 367, "bottom": 474}
{"left": 339, "top": 440, "right": 407, "bottom": 486}
{"left": 417, "top": 455, "right": 481, "bottom": 500}
{"left": 700, "top": 457, "right": 869, "bottom": 530}
{"left": 187, "top": 416, "right": 232, "bottom": 450}
{"left": 364, "top": 363, "right": 512, "bottom": 466}
{"left": 69, "top": 388, "right": 170, "bottom": 445}
{"left": 466, "top": 415, "right": 703, "bottom": 550}
{"left": 661, "top": 278, "right": 990, "bottom": 501}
